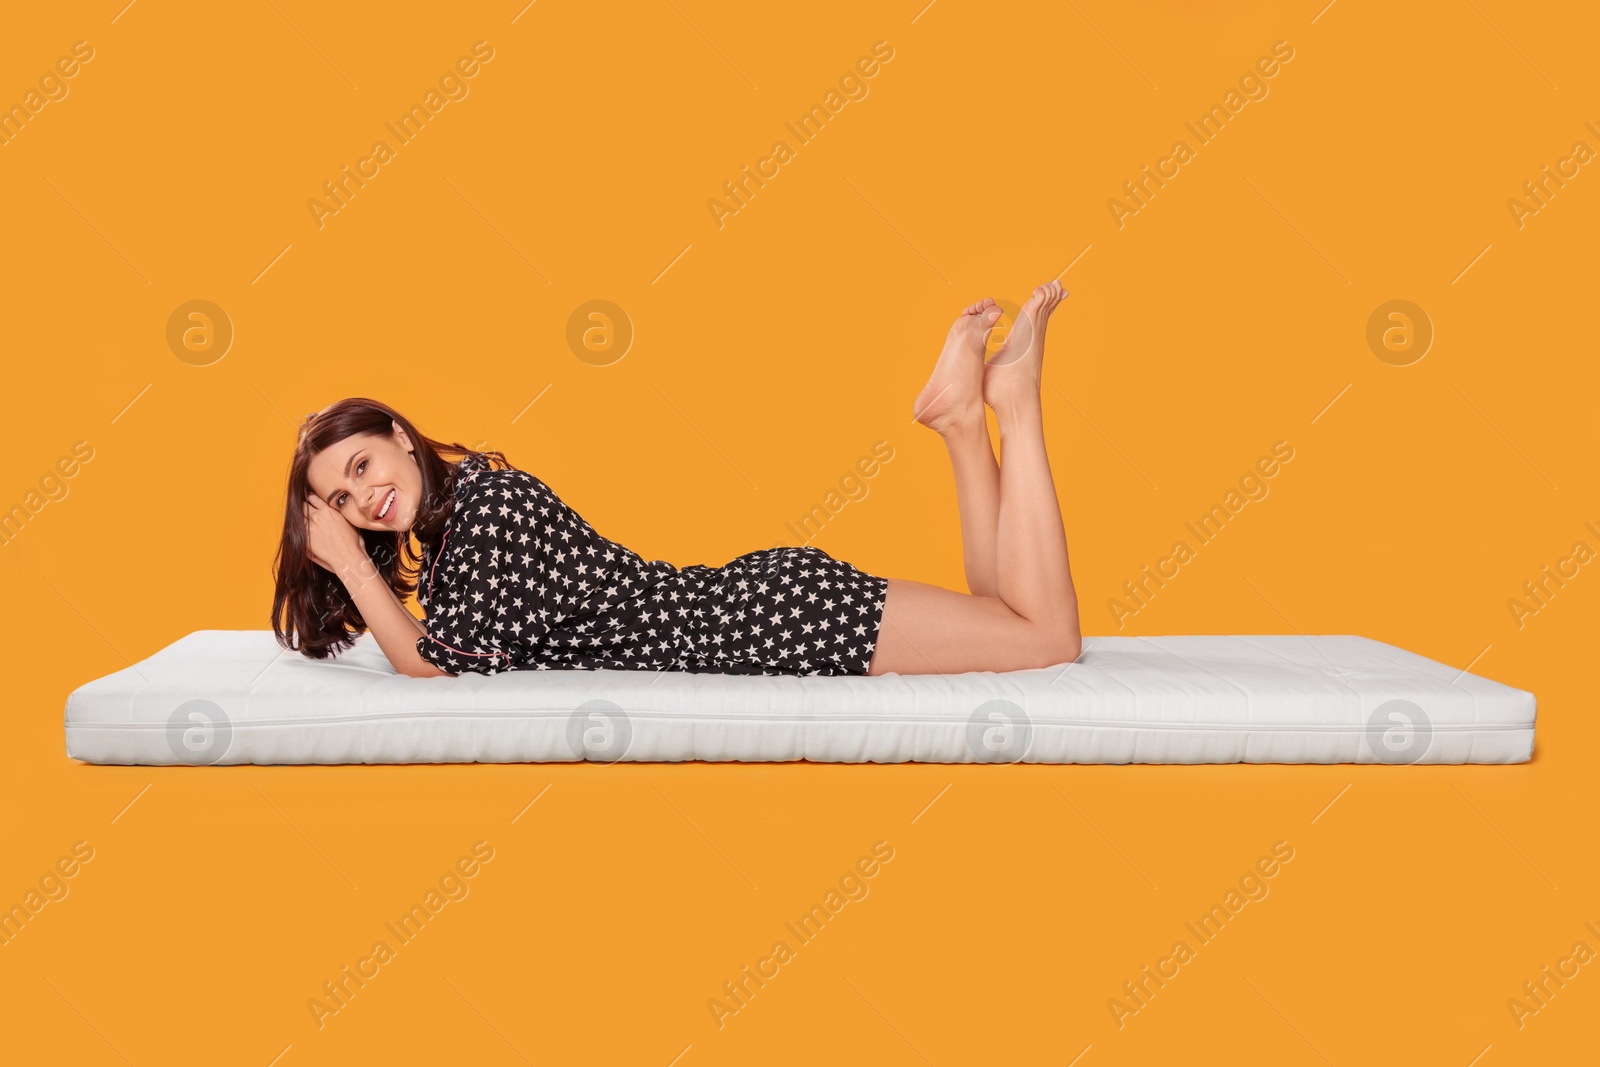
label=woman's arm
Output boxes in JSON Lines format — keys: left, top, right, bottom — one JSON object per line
{"left": 303, "top": 492, "right": 450, "bottom": 677}
{"left": 332, "top": 554, "right": 451, "bottom": 678}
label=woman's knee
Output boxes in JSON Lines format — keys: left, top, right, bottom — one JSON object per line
{"left": 1020, "top": 618, "right": 1079, "bottom": 669}
{"left": 1023, "top": 600, "right": 1082, "bottom": 667}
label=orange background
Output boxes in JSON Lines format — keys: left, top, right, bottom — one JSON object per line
{"left": 3, "top": 0, "right": 1595, "bottom": 1062}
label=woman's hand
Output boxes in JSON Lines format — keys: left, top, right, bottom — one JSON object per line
{"left": 304, "top": 494, "right": 369, "bottom": 576}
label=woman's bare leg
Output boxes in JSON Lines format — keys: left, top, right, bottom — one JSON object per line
{"left": 939, "top": 424, "right": 1001, "bottom": 596}
{"left": 912, "top": 299, "right": 1004, "bottom": 597}
{"left": 984, "top": 281, "right": 1079, "bottom": 634}
{"left": 877, "top": 283, "right": 1080, "bottom": 676}
{"left": 867, "top": 577, "right": 1073, "bottom": 675}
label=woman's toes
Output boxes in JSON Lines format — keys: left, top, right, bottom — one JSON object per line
{"left": 1030, "top": 280, "right": 1067, "bottom": 316}
{"left": 975, "top": 303, "right": 1003, "bottom": 336}
{"left": 962, "top": 303, "right": 1004, "bottom": 354}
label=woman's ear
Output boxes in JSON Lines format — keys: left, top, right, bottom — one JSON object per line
{"left": 393, "top": 419, "right": 413, "bottom": 455}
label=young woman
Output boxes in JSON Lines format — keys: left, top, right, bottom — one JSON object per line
{"left": 272, "top": 280, "right": 1081, "bottom": 678}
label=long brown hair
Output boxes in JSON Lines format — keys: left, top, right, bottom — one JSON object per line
{"left": 270, "top": 397, "right": 509, "bottom": 659}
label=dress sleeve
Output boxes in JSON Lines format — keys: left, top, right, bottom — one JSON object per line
{"left": 415, "top": 470, "right": 557, "bottom": 676}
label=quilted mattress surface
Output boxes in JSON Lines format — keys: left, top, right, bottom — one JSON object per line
{"left": 62, "top": 630, "right": 1536, "bottom": 766}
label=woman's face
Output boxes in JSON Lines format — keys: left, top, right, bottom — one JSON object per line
{"left": 306, "top": 421, "right": 425, "bottom": 534}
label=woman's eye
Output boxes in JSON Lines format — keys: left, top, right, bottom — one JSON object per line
{"left": 335, "top": 459, "right": 367, "bottom": 508}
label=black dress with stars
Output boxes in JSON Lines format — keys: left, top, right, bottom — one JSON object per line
{"left": 415, "top": 454, "right": 890, "bottom": 678}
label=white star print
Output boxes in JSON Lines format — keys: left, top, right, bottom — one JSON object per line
{"left": 416, "top": 460, "right": 887, "bottom": 678}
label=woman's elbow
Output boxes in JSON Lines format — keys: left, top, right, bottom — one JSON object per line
{"left": 404, "top": 655, "right": 454, "bottom": 679}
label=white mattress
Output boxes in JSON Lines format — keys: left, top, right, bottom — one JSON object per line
{"left": 62, "top": 630, "right": 1536, "bottom": 766}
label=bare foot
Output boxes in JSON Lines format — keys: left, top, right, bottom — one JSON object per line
{"left": 914, "top": 299, "right": 1003, "bottom": 435}
{"left": 983, "top": 281, "right": 1068, "bottom": 412}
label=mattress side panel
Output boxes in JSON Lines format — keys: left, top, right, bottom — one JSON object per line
{"left": 62, "top": 631, "right": 1538, "bottom": 766}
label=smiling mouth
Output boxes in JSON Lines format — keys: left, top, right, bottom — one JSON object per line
{"left": 375, "top": 488, "right": 396, "bottom": 521}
